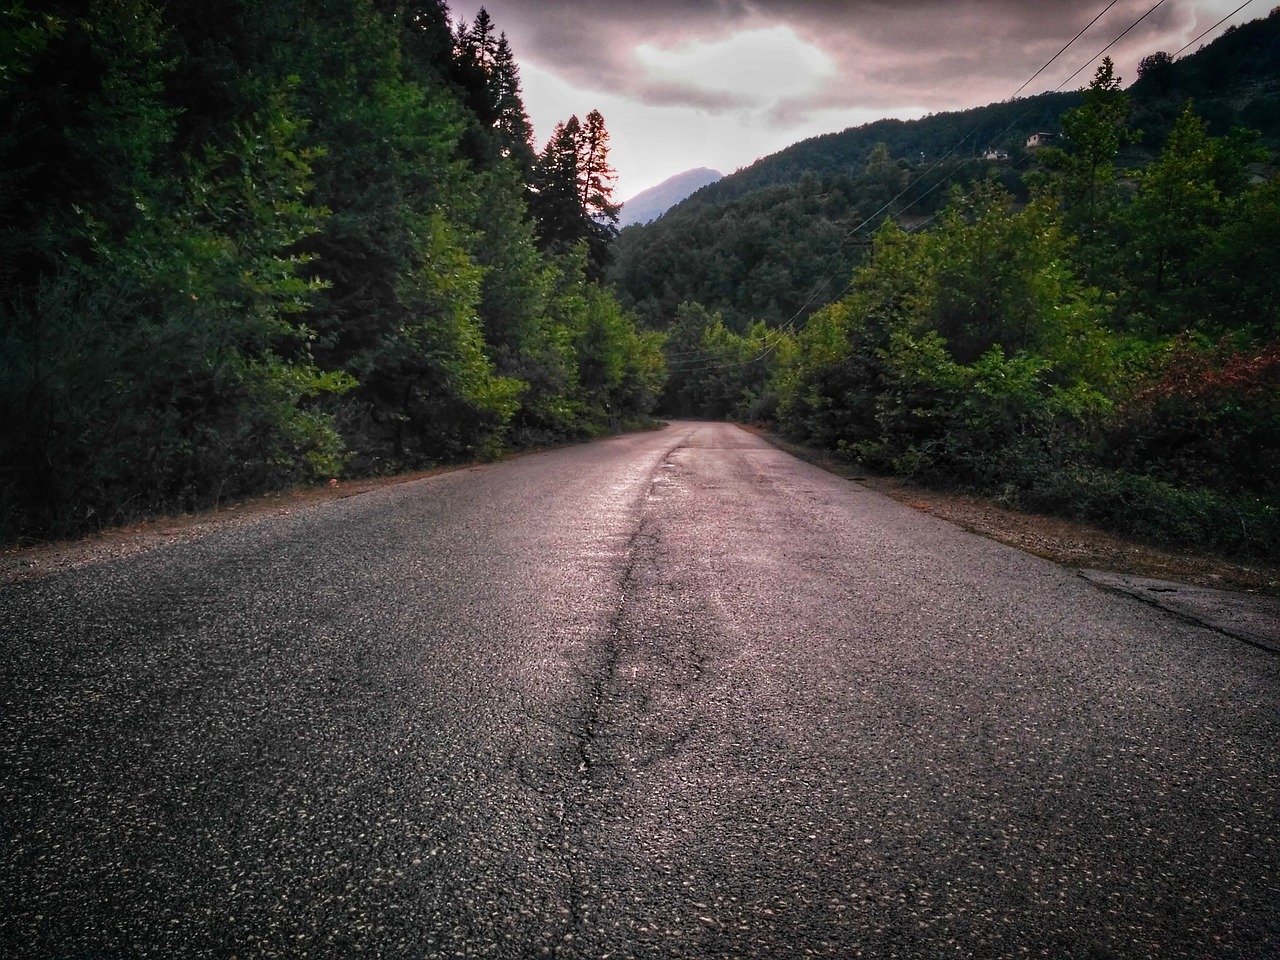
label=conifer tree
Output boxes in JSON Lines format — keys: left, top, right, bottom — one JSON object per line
{"left": 1041, "top": 59, "right": 1132, "bottom": 223}
{"left": 491, "top": 32, "right": 535, "bottom": 176}
{"left": 468, "top": 8, "right": 497, "bottom": 71}
{"left": 578, "top": 108, "right": 621, "bottom": 275}
{"left": 531, "top": 115, "right": 585, "bottom": 250}
{"left": 1038, "top": 56, "right": 1134, "bottom": 286}
{"left": 397, "top": 0, "right": 456, "bottom": 86}
{"left": 531, "top": 109, "right": 620, "bottom": 278}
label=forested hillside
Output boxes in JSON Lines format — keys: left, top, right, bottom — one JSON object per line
{"left": 1, "top": 1, "right": 664, "bottom": 542}
{"left": 609, "top": 96, "right": 1072, "bottom": 333}
{"left": 612, "top": 10, "right": 1280, "bottom": 333}
{"left": 630, "top": 12, "right": 1280, "bottom": 561}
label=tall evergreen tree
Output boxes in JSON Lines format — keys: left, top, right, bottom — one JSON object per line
{"left": 531, "top": 115, "right": 585, "bottom": 250}
{"left": 577, "top": 108, "right": 621, "bottom": 275}
{"left": 395, "top": 0, "right": 456, "bottom": 87}
{"left": 0, "top": 0, "right": 666, "bottom": 541}
{"left": 0, "top": 0, "right": 349, "bottom": 536}
{"left": 1038, "top": 56, "right": 1134, "bottom": 285}
{"left": 491, "top": 32, "right": 535, "bottom": 176}
{"left": 531, "top": 109, "right": 620, "bottom": 278}
{"left": 467, "top": 7, "right": 497, "bottom": 71}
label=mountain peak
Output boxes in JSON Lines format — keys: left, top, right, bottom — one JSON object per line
{"left": 619, "top": 168, "right": 723, "bottom": 228}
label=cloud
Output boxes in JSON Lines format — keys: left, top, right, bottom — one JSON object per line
{"left": 633, "top": 25, "right": 837, "bottom": 109}
{"left": 474, "top": 0, "right": 1235, "bottom": 112}
{"left": 470, "top": 0, "right": 1257, "bottom": 197}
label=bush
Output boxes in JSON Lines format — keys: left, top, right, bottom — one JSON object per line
{"left": 1018, "top": 466, "right": 1280, "bottom": 560}
{"left": 1103, "top": 337, "right": 1280, "bottom": 496}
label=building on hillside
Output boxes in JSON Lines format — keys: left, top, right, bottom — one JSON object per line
{"left": 983, "top": 148, "right": 1010, "bottom": 161}
{"left": 1025, "top": 132, "right": 1057, "bottom": 150}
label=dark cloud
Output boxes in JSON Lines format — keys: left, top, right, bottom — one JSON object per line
{"left": 471, "top": 0, "right": 1231, "bottom": 116}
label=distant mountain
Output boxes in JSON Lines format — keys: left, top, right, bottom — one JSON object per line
{"left": 618, "top": 168, "right": 723, "bottom": 228}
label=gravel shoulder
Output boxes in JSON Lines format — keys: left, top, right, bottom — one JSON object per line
{"left": 5, "top": 427, "right": 1279, "bottom": 601}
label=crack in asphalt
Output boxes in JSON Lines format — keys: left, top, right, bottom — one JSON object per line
{"left": 548, "top": 439, "right": 689, "bottom": 956}
{"left": 1078, "top": 571, "right": 1280, "bottom": 655}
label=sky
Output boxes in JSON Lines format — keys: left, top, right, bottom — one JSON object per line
{"left": 465, "top": 0, "right": 1267, "bottom": 201}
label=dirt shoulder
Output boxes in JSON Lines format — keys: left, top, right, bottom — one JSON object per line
{"left": 749, "top": 428, "right": 1280, "bottom": 599}
{"left": 0, "top": 466, "right": 469, "bottom": 585}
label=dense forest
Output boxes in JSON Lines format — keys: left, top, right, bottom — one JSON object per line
{"left": 6, "top": 4, "right": 1279, "bottom": 561}
{"left": 0, "top": 1, "right": 665, "bottom": 542}
{"left": 626, "top": 11, "right": 1280, "bottom": 561}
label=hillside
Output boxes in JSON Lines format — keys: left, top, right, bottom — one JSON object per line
{"left": 610, "top": 9, "right": 1280, "bottom": 331}
{"left": 609, "top": 93, "right": 1082, "bottom": 330}
{"left": 618, "top": 167, "right": 722, "bottom": 227}
{"left": 1128, "top": 10, "right": 1280, "bottom": 150}
{"left": 677, "top": 91, "right": 1078, "bottom": 216}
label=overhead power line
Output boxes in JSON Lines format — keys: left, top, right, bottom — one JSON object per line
{"left": 1055, "top": 0, "right": 1171, "bottom": 89}
{"left": 1175, "top": 0, "right": 1255, "bottom": 57}
{"left": 1011, "top": 0, "right": 1124, "bottom": 99}
{"left": 657, "top": 0, "right": 1251, "bottom": 376}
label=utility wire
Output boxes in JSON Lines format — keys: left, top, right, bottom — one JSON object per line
{"left": 659, "top": 0, "right": 1237, "bottom": 375}
{"left": 1175, "top": 0, "right": 1255, "bottom": 57}
{"left": 1054, "top": 0, "right": 1170, "bottom": 89}
{"left": 659, "top": 0, "right": 1119, "bottom": 375}
{"left": 1011, "top": 0, "right": 1124, "bottom": 98}
{"left": 784, "top": 0, "right": 1155, "bottom": 326}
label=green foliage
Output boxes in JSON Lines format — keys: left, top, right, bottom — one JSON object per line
{"left": 774, "top": 301, "right": 868, "bottom": 447}
{"left": 1129, "top": 10, "right": 1280, "bottom": 147}
{"left": 921, "top": 184, "right": 1114, "bottom": 380}
{"left": 1202, "top": 175, "right": 1280, "bottom": 339}
{"left": 675, "top": 92, "right": 1080, "bottom": 209}
{"left": 0, "top": 64, "right": 346, "bottom": 537}
{"left": 1043, "top": 58, "right": 1134, "bottom": 218}
{"left": 616, "top": 15, "right": 1280, "bottom": 559}
{"left": 766, "top": 153, "right": 1280, "bottom": 558}
{"left": 530, "top": 110, "right": 622, "bottom": 279}
{"left": 1101, "top": 338, "right": 1280, "bottom": 497}
{"left": 543, "top": 246, "right": 665, "bottom": 434}
{"left": 0, "top": 2, "right": 63, "bottom": 83}
{"left": 612, "top": 172, "right": 875, "bottom": 331}
{"left": 1118, "top": 107, "right": 1274, "bottom": 337}
{"left": 0, "top": 0, "right": 666, "bottom": 542}
{"left": 1018, "top": 468, "right": 1279, "bottom": 561}
{"left": 660, "top": 303, "right": 786, "bottom": 420}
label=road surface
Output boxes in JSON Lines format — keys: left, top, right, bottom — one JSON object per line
{"left": 2, "top": 421, "right": 1277, "bottom": 958}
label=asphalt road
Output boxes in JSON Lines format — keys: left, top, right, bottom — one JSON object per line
{"left": 1, "top": 421, "right": 1277, "bottom": 960}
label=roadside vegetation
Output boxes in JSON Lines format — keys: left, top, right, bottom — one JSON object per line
{"left": 623, "top": 22, "right": 1280, "bottom": 562}
{"left": 0, "top": 1, "right": 663, "bottom": 543}
{"left": 6, "top": 2, "right": 1278, "bottom": 566}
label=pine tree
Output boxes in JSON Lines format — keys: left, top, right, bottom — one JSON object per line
{"left": 577, "top": 110, "right": 617, "bottom": 218}
{"left": 1044, "top": 57, "right": 1133, "bottom": 228}
{"left": 468, "top": 8, "right": 497, "bottom": 71}
{"left": 577, "top": 109, "right": 621, "bottom": 277}
{"left": 397, "top": 1, "right": 456, "bottom": 87}
{"left": 491, "top": 32, "right": 535, "bottom": 176}
{"left": 1037, "top": 56, "right": 1135, "bottom": 287}
{"left": 446, "top": 8, "right": 534, "bottom": 174}
{"left": 530, "top": 110, "right": 620, "bottom": 278}
{"left": 531, "top": 115, "right": 584, "bottom": 251}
